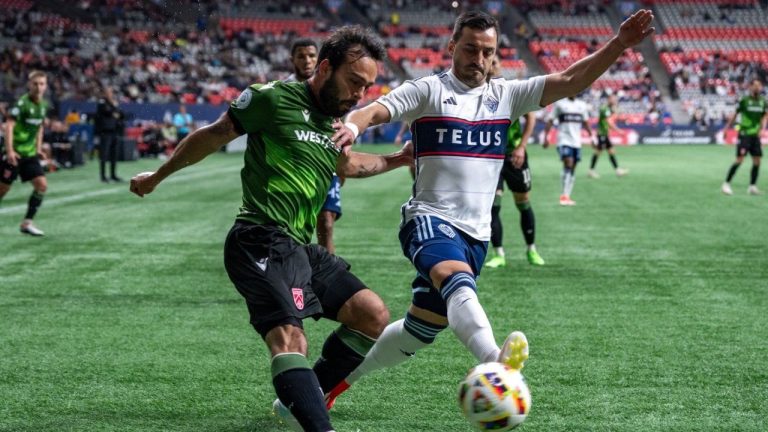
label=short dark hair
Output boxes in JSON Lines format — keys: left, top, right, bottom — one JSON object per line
{"left": 451, "top": 10, "right": 499, "bottom": 43}
{"left": 318, "top": 25, "right": 387, "bottom": 70}
{"left": 291, "top": 38, "right": 317, "bottom": 57}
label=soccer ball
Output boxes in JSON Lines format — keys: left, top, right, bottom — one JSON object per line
{"left": 458, "top": 362, "right": 531, "bottom": 431}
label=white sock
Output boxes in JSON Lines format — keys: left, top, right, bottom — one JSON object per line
{"left": 494, "top": 247, "right": 505, "bottom": 257}
{"left": 527, "top": 244, "right": 536, "bottom": 252}
{"left": 564, "top": 169, "right": 576, "bottom": 197}
{"left": 345, "top": 319, "right": 427, "bottom": 384}
{"left": 560, "top": 168, "right": 567, "bottom": 194}
{"left": 447, "top": 286, "right": 499, "bottom": 363}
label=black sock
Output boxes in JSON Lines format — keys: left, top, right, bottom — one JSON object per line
{"left": 609, "top": 154, "right": 619, "bottom": 169}
{"left": 590, "top": 154, "right": 598, "bottom": 169}
{"left": 726, "top": 163, "right": 741, "bottom": 182}
{"left": 272, "top": 353, "right": 333, "bottom": 432}
{"left": 751, "top": 165, "right": 760, "bottom": 185}
{"left": 313, "top": 326, "right": 374, "bottom": 395}
{"left": 25, "top": 191, "right": 44, "bottom": 220}
{"left": 516, "top": 201, "right": 535, "bottom": 246}
{"left": 490, "top": 204, "right": 503, "bottom": 248}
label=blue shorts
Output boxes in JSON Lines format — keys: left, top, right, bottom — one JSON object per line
{"left": 320, "top": 175, "right": 342, "bottom": 219}
{"left": 399, "top": 215, "right": 488, "bottom": 316}
{"left": 558, "top": 145, "right": 581, "bottom": 162}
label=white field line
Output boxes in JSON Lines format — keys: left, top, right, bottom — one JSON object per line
{"left": 0, "top": 165, "right": 241, "bottom": 215}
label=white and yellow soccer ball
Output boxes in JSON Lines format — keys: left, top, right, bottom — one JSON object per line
{"left": 458, "top": 362, "right": 531, "bottom": 431}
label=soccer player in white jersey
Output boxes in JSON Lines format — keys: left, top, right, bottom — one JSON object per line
{"left": 325, "top": 9, "right": 654, "bottom": 409}
{"left": 543, "top": 96, "right": 593, "bottom": 206}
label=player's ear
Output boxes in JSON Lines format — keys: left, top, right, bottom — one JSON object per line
{"left": 447, "top": 39, "right": 456, "bottom": 56}
{"left": 317, "top": 59, "right": 331, "bottom": 79}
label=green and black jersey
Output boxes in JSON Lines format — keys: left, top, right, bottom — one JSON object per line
{"left": 227, "top": 81, "right": 339, "bottom": 244}
{"left": 5, "top": 94, "right": 47, "bottom": 157}
{"left": 504, "top": 119, "right": 523, "bottom": 156}
{"left": 735, "top": 96, "right": 767, "bottom": 136}
{"left": 598, "top": 105, "right": 612, "bottom": 137}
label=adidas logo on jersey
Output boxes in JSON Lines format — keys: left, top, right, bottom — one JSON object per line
{"left": 442, "top": 96, "right": 457, "bottom": 105}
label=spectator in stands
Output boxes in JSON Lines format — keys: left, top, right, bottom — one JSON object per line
{"left": 94, "top": 86, "right": 124, "bottom": 183}
{"left": 159, "top": 120, "right": 178, "bottom": 156}
{"left": 173, "top": 104, "right": 194, "bottom": 142}
{"left": 64, "top": 108, "right": 80, "bottom": 126}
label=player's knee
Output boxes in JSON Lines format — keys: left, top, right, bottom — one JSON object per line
{"left": 429, "top": 261, "right": 473, "bottom": 288}
{"left": 343, "top": 289, "right": 389, "bottom": 337}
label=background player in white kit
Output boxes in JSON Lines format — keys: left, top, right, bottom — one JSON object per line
{"left": 326, "top": 9, "right": 655, "bottom": 407}
{"left": 543, "top": 96, "right": 593, "bottom": 206}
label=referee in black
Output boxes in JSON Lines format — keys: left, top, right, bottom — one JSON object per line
{"left": 94, "top": 86, "right": 124, "bottom": 182}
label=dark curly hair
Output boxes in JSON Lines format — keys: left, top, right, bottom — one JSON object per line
{"left": 451, "top": 10, "right": 499, "bottom": 43}
{"left": 318, "top": 25, "right": 387, "bottom": 70}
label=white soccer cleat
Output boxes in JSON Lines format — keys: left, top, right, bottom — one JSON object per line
{"left": 272, "top": 398, "right": 303, "bottom": 432}
{"left": 498, "top": 331, "right": 529, "bottom": 372}
{"left": 721, "top": 182, "right": 733, "bottom": 195}
{"left": 615, "top": 168, "right": 629, "bottom": 177}
{"left": 20, "top": 222, "right": 44, "bottom": 236}
{"left": 587, "top": 169, "right": 600, "bottom": 179}
{"left": 747, "top": 185, "right": 762, "bottom": 195}
{"left": 559, "top": 195, "right": 576, "bottom": 206}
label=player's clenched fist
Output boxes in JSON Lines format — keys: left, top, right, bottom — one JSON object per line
{"left": 130, "top": 171, "right": 157, "bottom": 197}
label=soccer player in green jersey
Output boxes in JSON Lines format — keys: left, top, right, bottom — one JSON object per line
{"left": 484, "top": 55, "right": 544, "bottom": 268}
{"left": 0, "top": 70, "right": 49, "bottom": 236}
{"left": 589, "top": 93, "right": 629, "bottom": 179}
{"left": 130, "top": 26, "right": 412, "bottom": 432}
{"left": 286, "top": 38, "right": 344, "bottom": 256}
{"left": 721, "top": 79, "right": 768, "bottom": 195}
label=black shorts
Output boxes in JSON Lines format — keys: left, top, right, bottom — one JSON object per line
{"left": 737, "top": 135, "right": 762, "bottom": 157}
{"left": 1, "top": 156, "right": 45, "bottom": 185}
{"left": 224, "top": 220, "right": 367, "bottom": 337}
{"left": 597, "top": 134, "right": 613, "bottom": 150}
{"left": 497, "top": 151, "right": 531, "bottom": 194}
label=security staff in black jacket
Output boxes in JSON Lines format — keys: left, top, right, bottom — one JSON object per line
{"left": 94, "top": 86, "right": 124, "bottom": 182}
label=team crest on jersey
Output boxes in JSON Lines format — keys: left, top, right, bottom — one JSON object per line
{"left": 301, "top": 109, "right": 311, "bottom": 122}
{"left": 438, "top": 223, "right": 456, "bottom": 238}
{"left": 483, "top": 96, "right": 499, "bottom": 113}
{"left": 292, "top": 288, "right": 305, "bottom": 310}
{"left": 234, "top": 89, "right": 253, "bottom": 109}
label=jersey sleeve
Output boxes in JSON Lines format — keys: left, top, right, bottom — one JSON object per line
{"left": 227, "top": 83, "right": 279, "bottom": 135}
{"left": 8, "top": 100, "right": 21, "bottom": 121}
{"left": 375, "top": 78, "right": 429, "bottom": 123}
{"left": 505, "top": 75, "right": 546, "bottom": 120}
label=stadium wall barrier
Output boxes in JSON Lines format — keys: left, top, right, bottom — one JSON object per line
{"left": 59, "top": 102, "right": 764, "bottom": 147}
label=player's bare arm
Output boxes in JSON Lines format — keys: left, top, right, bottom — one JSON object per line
{"left": 35, "top": 124, "right": 45, "bottom": 160}
{"left": 337, "top": 140, "right": 413, "bottom": 178}
{"left": 130, "top": 111, "right": 240, "bottom": 197}
{"left": 512, "top": 112, "right": 536, "bottom": 168}
{"left": 332, "top": 102, "right": 392, "bottom": 151}
{"left": 4, "top": 118, "right": 18, "bottom": 165}
{"left": 542, "top": 119, "right": 553, "bottom": 149}
{"left": 540, "top": 10, "right": 654, "bottom": 106}
{"left": 583, "top": 121, "right": 596, "bottom": 146}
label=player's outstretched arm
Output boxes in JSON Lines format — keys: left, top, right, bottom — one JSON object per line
{"left": 540, "top": 10, "right": 654, "bottom": 106}
{"left": 337, "top": 140, "right": 413, "bottom": 178}
{"left": 130, "top": 111, "right": 240, "bottom": 197}
{"left": 332, "top": 102, "right": 392, "bottom": 153}
{"left": 4, "top": 119, "right": 19, "bottom": 166}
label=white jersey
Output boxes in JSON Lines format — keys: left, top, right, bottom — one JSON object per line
{"left": 549, "top": 98, "right": 589, "bottom": 148}
{"left": 377, "top": 70, "right": 545, "bottom": 241}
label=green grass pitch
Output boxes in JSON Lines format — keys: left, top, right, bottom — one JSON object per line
{"left": 1, "top": 144, "right": 766, "bottom": 431}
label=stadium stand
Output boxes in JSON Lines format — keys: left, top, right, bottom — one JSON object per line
{"left": 652, "top": 0, "right": 768, "bottom": 123}
{"left": 0, "top": 0, "right": 763, "bottom": 136}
